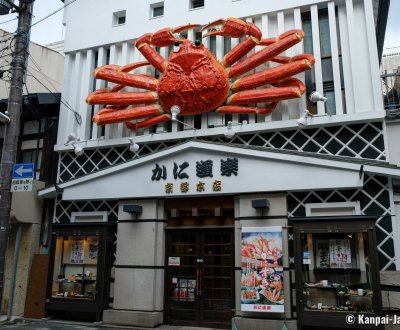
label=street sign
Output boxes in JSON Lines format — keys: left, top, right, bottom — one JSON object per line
{"left": 11, "top": 163, "right": 35, "bottom": 192}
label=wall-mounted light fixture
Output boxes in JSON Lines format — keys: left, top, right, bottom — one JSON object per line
{"left": 224, "top": 121, "right": 243, "bottom": 139}
{"left": 170, "top": 105, "right": 196, "bottom": 130}
{"left": 128, "top": 137, "right": 140, "bottom": 153}
{"left": 309, "top": 91, "right": 328, "bottom": 103}
{"left": 171, "top": 105, "right": 181, "bottom": 121}
{"left": 64, "top": 132, "right": 85, "bottom": 157}
{"left": 297, "top": 91, "right": 332, "bottom": 127}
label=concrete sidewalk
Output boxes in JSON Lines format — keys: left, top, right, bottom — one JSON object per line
{"left": 0, "top": 316, "right": 226, "bottom": 330}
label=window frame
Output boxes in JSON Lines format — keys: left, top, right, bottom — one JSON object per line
{"left": 112, "top": 10, "right": 126, "bottom": 27}
{"left": 150, "top": 2, "right": 164, "bottom": 19}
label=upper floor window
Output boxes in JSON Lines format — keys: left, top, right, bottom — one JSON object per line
{"left": 151, "top": 2, "right": 164, "bottom": 18}
{"left": 112, "top": 10, "right": 126, "bottom": 26}
{"left": 190, "top": 0, "right": 204, "bottom": 9}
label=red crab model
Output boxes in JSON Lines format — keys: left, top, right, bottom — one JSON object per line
{"left": 86, "top": 17, "right": 315, "bottom": 130}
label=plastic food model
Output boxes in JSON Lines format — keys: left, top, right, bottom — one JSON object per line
{"left": 86, "top": 17, "right": 315, "bottom": 129}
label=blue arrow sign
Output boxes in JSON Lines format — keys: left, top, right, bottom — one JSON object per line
{"left": 12, "top": 163, "right": 35, "bottom": 179}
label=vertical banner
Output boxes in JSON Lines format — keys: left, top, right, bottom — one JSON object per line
{"left": 241, "top": 226, "right": 284, "bottom": 312}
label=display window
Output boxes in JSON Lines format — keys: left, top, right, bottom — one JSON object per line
{"left": 300, "top": 232, "right": 373, "bottom": 313}
{"left": 51, "top": 235, "right": 98, "bottom": 300}
{"left": 292, "top": 217, "right": 382, "bottom": 329}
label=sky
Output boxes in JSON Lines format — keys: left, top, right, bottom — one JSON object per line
{"left": 0, "top": 0, "right": 399, "bottom": 48}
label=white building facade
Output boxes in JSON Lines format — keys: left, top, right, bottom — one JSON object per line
{"left": 40, "top": 0, "right": 400, "bottom": 329}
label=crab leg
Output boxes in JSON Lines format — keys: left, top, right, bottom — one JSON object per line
{"left": 232, "top": 54, "right": 315, "bottom": 92}
{"left": 229, "top": 30, "right": 305, "bottom": 78}
{"left": 93, "top": 105, "right": 164, "bottom": 125}
{"left": 202, "top": 17, "right": 262, "bottom": 67}
{"left": 216, "top": 103, "right": 278, "bottom": 115}
{"left": 126, "top": 114, "right": 171, "bottom": 130}
{"left": 136, "top": 24, "right": 200, "bottom": 73}
{"left": 93, "top": 61, "right": 158, "bottom": 91}
{"left": 86, "top": 91, "right": 158, "bottom": 106}
{"left": 227, "top": 78, "right": 305, "bottom": 105}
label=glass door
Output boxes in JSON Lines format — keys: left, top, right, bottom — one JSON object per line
{"left": 165, "top": 229, "right": 234, "bottom": 328}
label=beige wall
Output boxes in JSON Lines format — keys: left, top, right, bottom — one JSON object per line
{"left": 2, "top": 223, "right": 41, "bottom": 315}
{"left": 0, "top": 29, "right": 64, "bottom": 100}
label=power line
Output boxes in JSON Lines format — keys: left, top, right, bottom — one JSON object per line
{"left": 27, "top": 71, "right": 82, "bottom": 125}
{"left": 30, "top": 0, "right": 77, "bottom": 28}
{"left": 0, "top": 17, "right": 18, "bottom": 25}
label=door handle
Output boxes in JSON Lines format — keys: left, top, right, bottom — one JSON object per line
{"left": 196, "top": 270, "right": 198, "bottom": 296}
{"left": 199, "top": 270, "right": 202, "bottom": 296}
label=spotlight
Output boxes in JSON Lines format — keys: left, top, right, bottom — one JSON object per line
{"left": 65, "top": 132, "right": 78, "bottom": 145}
{"left": 73, "top": 144, "right": 84, "bottom": 157}
{"left": 297, "top": 110, "right": 311, "bottom": 127}
{"left": 128, "top": 137, "right": 140, "bottom": 153}
{"left": 309, "top": 91, "right": 327, "bottom": 103}
{"left": 171, "top": 105, "right": 181, "bottom": 121}
{"left": 224, "top": 121, "right": 235, "bottom": 139}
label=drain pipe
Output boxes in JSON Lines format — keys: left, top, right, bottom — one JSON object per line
{"left": 7, "top": 224, "right": 22, "bottom": 320}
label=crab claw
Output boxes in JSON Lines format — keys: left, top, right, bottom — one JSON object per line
{"left": 201, "top": 17, "right": 261, "bottom": 41}
{"left": 138, "top": 23, "right": 201, "bottom": 48}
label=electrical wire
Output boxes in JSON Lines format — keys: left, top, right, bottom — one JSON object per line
{"left": 30, "top": 0, "right": 77, "bottom": 28}
{"left": 27, "top": 71, "right": 82, "bottom": 125}
{"left": 0, "top": 17, "right": 18, "bottom": 25}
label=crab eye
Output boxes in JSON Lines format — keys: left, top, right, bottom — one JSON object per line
{"left": 194, "top": 40, "right": 201, "bottom": 47}
{"left": 173, "top": 41, "right": 181, "bottom": 52}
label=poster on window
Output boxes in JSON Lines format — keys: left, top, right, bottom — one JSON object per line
{"left": 70, "top": 239, "right": 84, "bottom": 264}
{"left": 329, "top": 239, "right": 352, "bottom": 268}
{"left": 89, "top": 243, "right": 98, "bottom": 260}
{"left": 241, "top": 226, "right": 284, "bottom": 313}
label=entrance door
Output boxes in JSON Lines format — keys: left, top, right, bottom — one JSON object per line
{"left": 165, "top": 229, "right": 234, "bottom": 328}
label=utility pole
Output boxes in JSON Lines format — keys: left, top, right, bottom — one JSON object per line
{"left": 0, "top": 0, "right": 34, "bottom": 310}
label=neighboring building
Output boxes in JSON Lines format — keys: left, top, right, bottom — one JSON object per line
{"left": 39, "top": 1, "right": 400, "bottom": 329}
{"left": 0, "top": 28, "right": 64, "bottom": 317}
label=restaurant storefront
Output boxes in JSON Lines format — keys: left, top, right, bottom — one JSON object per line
{"left": 40, "top": 141, "right": 400, "bottom": 329}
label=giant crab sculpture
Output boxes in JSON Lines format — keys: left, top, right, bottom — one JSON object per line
{"left": 86, "top": 17, "right": 315, "bottom": 130}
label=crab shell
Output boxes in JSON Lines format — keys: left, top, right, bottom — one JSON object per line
{"left": 158, "top": 40, "right": 230, "bottom": 116}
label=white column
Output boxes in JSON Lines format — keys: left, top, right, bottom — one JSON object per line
{"left": 294, "top": 8, "right": 307, "bottom": 118}
{"left": 57, "top": 54, "right": 72, "bottom": 144}
{"left": 245, "top": 17, "right": 256, "bottom": 125}
{"left": 105, "top": 45, "right": 118, "bottom": 139}
{"left": 345, "top": 0, "right": 357, "bottom": 113}
{"left": 91, "top": 47, "right": 107, "bottom": 139}
{"left": 277, "top": 11, "right": 289, "bottom": 120}
{"left": 364, "top": 0, "right": 384, "bottom": 112}
{"left": 79, "top": 50, "right": 96, "bottom": 141}
{"left": 261, "top": 14, "right": 271, "bottom": 123}
{"left": 311, "top": 5, "right": 324, "bottom": 115}
{"left": 338, "top": 4, "right": 354, "bottom": 114}
{"left": 230, "top": 37, "right": 240, "bottom": 124}
{"left": 328, "top": 1, "right": 343, "bottom": 115}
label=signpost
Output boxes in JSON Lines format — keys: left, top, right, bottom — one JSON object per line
{"left": 11, "top": 163, "right": 35, "bottom": 192}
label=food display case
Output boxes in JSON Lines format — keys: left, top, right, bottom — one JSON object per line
{"left": 46, "top": 223, "right": 115, "bottom": 321}
{"left": 292, "top": 216, "right": 383, "bottom": 329}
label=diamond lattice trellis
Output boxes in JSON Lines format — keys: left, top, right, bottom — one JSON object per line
{"left": 206, "top": 122, "right": 385, "bottom": 160}
{"left": 288, "top": 174, "right": 395, "bottom": 271}
{"left": 58, "top": 122, "right": 385, "bottom": 182}
{"left": 54, "top": 196, "right": 119, "bottom": 224}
